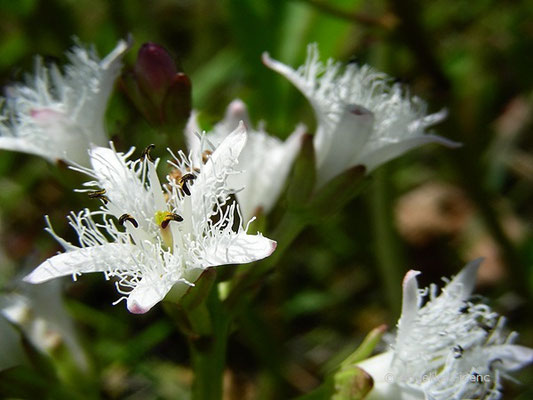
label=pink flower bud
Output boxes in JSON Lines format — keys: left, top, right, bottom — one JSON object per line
{"left": 134, "top": 42, "right": 177, "bottom": 102}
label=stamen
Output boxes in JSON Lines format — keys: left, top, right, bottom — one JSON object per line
{"left": 161, "top": 213, "right": 183, "bottom": 229}
{"left": 202, "top": 150, "right": 212, "bottom": 164}
{"left": 452, "top": 345, "right": 463, "bottom": 359}
{"left": 458, "top": 302, "right": 469, "bottom": 314}
{"left": 179, "top": 173, "right": 196, "bottom": 196}
{"left": 119, "top": 213, "right": 139, "bottom": 228}
{"left": 140, "top": 144, "right": 156, "bottom": 162}
{"left": 168, "top": 168, "right": 183, "bottom": 182}
{"left": 155, "top": 210, "right": 184, "bottom": 229}
{"left": 488, "top": 358, "right": 503, "bottom": 371}
{"left": 88, "top": 189, "right": 109, "bottom": 204}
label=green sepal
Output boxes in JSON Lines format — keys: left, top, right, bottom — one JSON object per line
{"left": 340, "top": 324, "right": 387, "bottom": 368}
{"left": 332, "top": 325, "right": 387, "bottom": 400}
{"left": 332, "top": 366, "right": 374, "bottom": 400}
{"left": 181, "top": 268, "right": 217, "bottom": 311}
{"left": 163, "top": 269, "right": 217, "bottom": 337}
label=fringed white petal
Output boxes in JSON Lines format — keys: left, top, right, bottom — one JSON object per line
{"left": 444, "top": 258, "right": 481, "bottom": 301}
{"left": 0, "top": 136, "right": 44, "bottom": 157}
{"left": 184, "top": 110, "right": 203, "bottom": 164}
{"left": 487, "top": 344, "right": 533, "bottom": 372}
{"left": 203, "top": 232, "right": 276, "bottom": 267}
{"left": 191, "top": 122, "right": 247, "bottom": 220}
{"left": 394, "top": 270, "right": 422, "bottom": 358}
{"left": 126, "top": 276, "right": 174, "bottom": 314}
{"left": 358, "top": 134, "right": 461, "bottom": 172}
{"left": 229, "top": 124, "right": 305, "bottom": 222}
{"left": 207, "top": 121, "right": 247, "bottom": 173}
{"left": 23, "top": 243, "right": 137, "bottom": 283}
{"left": 316, "top": 104, "right": 374, "bottom": 186}
{"left": 219, "top": 99, "right": 252, "bottom": 132}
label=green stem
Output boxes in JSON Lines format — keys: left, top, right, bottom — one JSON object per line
{"left": 187, "top": 287, "right": 230, "bottom": 400}
{"left": 369, "top": 166, "right": 403, "bottom": 316}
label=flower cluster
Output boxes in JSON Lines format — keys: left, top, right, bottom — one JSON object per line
{"left": 1, "top": 38, "right": 530, "bottom": 399}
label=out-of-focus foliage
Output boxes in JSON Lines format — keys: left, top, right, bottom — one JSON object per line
{"left": 0, "top": 0, "right": 532, "bottom": 398}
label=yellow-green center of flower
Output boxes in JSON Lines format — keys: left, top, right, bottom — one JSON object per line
{"left": 154, "top": 211, "right": 183, "bottom": 248}
{"left": 155, "top": 210, "right": 171, "bottom": 226}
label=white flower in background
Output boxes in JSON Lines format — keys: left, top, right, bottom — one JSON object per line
{"left": 357, "top": 259, "right": 533, "bottom": 400}
{"left": 0, "top": 39, "right": 129, "bottom": 165}
{"left": 1, "top": 280, "right": 87, "bottom": 370}
{"left": 0, "top": 313, "right": 27, "bottom": 371}
{"left": 23, "top": 123, "right": 276, "bottom": 314}
{"left": 186, "top": 99, "right": 305, "bottom": 223}
{"left": 263, "top": 44, "right": 459, "bottom": 187}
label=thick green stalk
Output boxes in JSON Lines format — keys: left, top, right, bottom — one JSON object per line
{"left": 369, "top": 166, "right": 403, "bottom": 316}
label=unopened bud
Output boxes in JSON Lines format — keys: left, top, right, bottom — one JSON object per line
{"left": 135, "top": 42, "right": 177, "bottom": 104}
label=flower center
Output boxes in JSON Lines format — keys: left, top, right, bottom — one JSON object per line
{"left": 154, "top": 211, "right": 183, "bottom": 248}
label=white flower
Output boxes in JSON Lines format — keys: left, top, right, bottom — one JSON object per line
{"left": 0, "top": 39, "right": 129, "bottom": 165}
{"left": 357, "top": 259, "right": 533, "bottom": 400}
{"left": 1, "top": 280, "right": 87, "bottom": 369}
{"left": 186, "top": 99, "right": 305, "bottom": 222}
{"left": 262, "top": 44, "right": 459, "bottom": 187}
{"left": 23, "top": 123, "right": 276, "bottom": 314}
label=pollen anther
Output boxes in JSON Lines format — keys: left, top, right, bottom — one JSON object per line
{"left": 119, "top": 213, "right": 139, "bottom": 228}
{"left": 88, "top": 189, "right": 109, "bottom": 204}
{"left": 141, "top": 144, "right": 156, "bottom": 162}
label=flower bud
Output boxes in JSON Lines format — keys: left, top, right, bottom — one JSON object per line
{"left": 126, "top": 42, "right": 192, "bottom": 129}
{"left": 134, "top": 42, "right": 177, "bottom": 104}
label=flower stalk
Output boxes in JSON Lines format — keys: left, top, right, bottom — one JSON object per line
{"left": 187, "top": 284, "right": 230, "bottom": 400}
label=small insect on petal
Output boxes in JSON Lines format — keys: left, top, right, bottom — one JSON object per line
{"left": 119, "top": 213, "right": 139, "bottom": 228}
{"left": 161, "top": 213, "right": 183, "bottom": 229}
{"left": 141, "top": 144, "right": 156, "bottom": 162}
{"left": 88, "top": 189, "right": 109, "bottom": 204}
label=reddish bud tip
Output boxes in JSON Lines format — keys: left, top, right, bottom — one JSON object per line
{"left": 135, "top": 42, "right": 177, "bottom": 98}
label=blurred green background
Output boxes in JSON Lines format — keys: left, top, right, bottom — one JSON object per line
{"left": 0, "top": 0, "right": 532, "bottom": 398}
